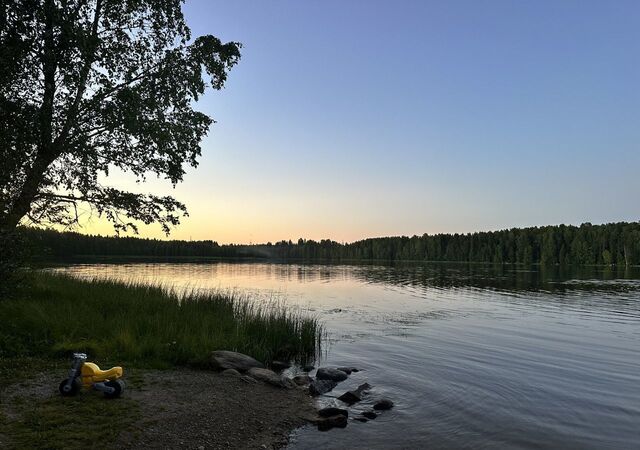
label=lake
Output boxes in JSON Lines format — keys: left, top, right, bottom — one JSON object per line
{"left": 51, "top": 261, "right": 640, "bottom": 449}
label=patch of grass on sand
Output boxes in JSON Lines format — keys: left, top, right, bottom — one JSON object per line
{"left": 0, "top": 391, "right": 140, "bottom": 450}
{"left": 0, "top": 272, "right": 322, "bottom": 368}
{"left": 0, "top": 357, "right": 66, "bottom": 387}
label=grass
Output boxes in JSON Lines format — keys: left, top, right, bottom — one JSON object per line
{"left": 0, "top": 272, "right": 323, "bottom": 368}
{"left": 0, "top": 273, "right": 322, "bottom": 448}
{"left": 0, "top": 392, "right": 141, "bottom": 450}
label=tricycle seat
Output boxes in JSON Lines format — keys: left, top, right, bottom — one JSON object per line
{"left": 81, "top": 362, "right": 123, "bottom": 384}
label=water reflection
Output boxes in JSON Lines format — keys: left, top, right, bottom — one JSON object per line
{"left": 50, "top": 261, "right": 640, "bottom": 449}
{"left": 50, "top": 261, "right": 640, "bottom": 316}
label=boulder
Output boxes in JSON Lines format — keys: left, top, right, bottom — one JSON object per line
{"left": 318, "top": 407, "right": 348, "bottom": 418}
{"left": 336, "top": 367, "right": 359, "bottom": 375}
{"left": 292, "top": 375, "right": 312, "bottom": 386}
{"left": 281, "top": 378, "right": 297, "bottom": 389}
{"left": 309, "top": 379, "right": 338, "bottom": 396}
{"left": 316, "top": 368, "right": 348, "bottom": 382}
{"left": 316, "top": 414, "right": 348, "bottom": 431}
{"left": 221, "top": 368, "right": 241, "bottom": 377}
{"left": 338, "top": 382, "right": 371, "bottom": 405}
{"left": 210, "top": 351, "right": 264, "bottom": 372}
{"left": 247, "top": 367, "right": 295, "bottom": 389}
{"left": 362, "top": 410, "right": 377, "bottom": 420}
{"left": 302, "top": 364, "right": 315, "bottom": 372}
{"left": 354, "top": 417, "right": 368, "bottom": 423}
{"left": 373, "top": 398, "right": 394, "bottom": 410}
{"left": 240, "top": 375, "right": 258, "bottom": 384}
{"left": 271, "top": 360, "right": 291, "bottom": 372}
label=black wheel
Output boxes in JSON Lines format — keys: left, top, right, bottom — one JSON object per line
{"left": 59, "top": 377, "right": 81, "bottom": 396}
{"left": 103, "top": 379, "right": 125, "bottom": 399}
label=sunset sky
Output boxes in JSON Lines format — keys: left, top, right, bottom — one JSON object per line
{"left": 86, "top": 0, "right": 639, "bottom": 244}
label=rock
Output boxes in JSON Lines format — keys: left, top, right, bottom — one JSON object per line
{"left": 318, "top": 407, "right": 348, "bottom": 418}
{"left": 210, "top": 351, "right": 264, "bottom": 372}
{"left": 247, "top": 368, "right": 295, "bottom": 389}
{"left": 362, "top": 410, "right": 378, "bottom": 420}
{"left": 338, "top": 392, "right": 362, "bottom": 405}
{"left": 316, "top": 368, "right": 348, "bottom": 382}
{"left": 240, "top": 375, "right": 258, "bottom": 384}
{"left": 282, "top": 377, "right": 296, "bottom": 389}
{"left": 336, "top": 367, "right": 359, "bottom": 375}
{"left": 309, "top": 379, "right": 338, "bottom": 396}
{"left": 354, "top": 417, "right": 368, "bottom": 423}
{"left": 373, "top": 398, "right": 394, "bottom": 410}
{"left": 338, "top": 382, "right": 371, "bottom": 405}
{"left": 221, "top": 368, "right": 241, "bottom": 377}
{"left": 316, "top": 414, "right": 348, "bottom": 431}
{"left": 302, "top": 364, "right": 315, "bottom": 372}
{"left": 271, "top": 360, "right": 291, "bottom": 372}
{"left": 292, "top": 375, "right": 312, "bottom": 386}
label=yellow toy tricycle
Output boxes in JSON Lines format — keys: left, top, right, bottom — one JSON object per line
{"left": 59, "top": 353, "right": 125, "bottom": 398}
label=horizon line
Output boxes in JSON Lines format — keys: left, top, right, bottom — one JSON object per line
{"left": 34, "top": 219, "right": 638, "bottom": 246}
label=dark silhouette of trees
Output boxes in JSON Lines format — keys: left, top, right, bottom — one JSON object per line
{"left": 23, "top": 222, "right": 640, "bottom": 266}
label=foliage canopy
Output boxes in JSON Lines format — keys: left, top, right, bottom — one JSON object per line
{"left": 0, "top": 0, "right": 241, "bottom": 235}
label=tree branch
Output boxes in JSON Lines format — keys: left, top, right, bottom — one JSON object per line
{"left": 55, "top": 0, "right": 103, "bottom": 148}
{"left": 76, "top": 62, "right": 162, "bottom": 117}
{"left": 39, "top": 0, "right": 57, "bottom": 154}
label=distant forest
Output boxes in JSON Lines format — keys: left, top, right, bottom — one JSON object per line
{"left": 21, "top": 222, "right": 640, "bottom": 266}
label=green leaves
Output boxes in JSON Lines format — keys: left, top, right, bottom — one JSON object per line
{"left": 0, "top": 0, "right": 241, "bottom": 235}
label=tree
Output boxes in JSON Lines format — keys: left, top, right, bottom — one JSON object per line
{"left": 0, "top": 0, "right": 241, "bottom": 236}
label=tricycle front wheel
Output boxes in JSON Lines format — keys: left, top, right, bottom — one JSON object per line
{"left": 59, "top": 377, "right": 81, "bottom": 396}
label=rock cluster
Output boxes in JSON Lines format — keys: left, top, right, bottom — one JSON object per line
{"left": 338, "top": 382, "right": 371, "bottom": 405}
{"left": 314, "top": 407, "right": 349, "bottom": 431}
{"left": 210, "top": 351, "right": 264, "bottom": 372}
{"left": 309, "top": 379, "right": 338, "bottom": 396}
{"left": 292, "top": 375, "right": 312, "bottom": 386}
{"left": 316, "top": 368, "right": 349, "bottom": 382}
{"left": 210, "top": 351, "right": 395, "bottom": 432}
{"left": 247, "top": 367, "right": 296, "bottom": 389}
{"left": 373, "top": 398, "right": 394, "bottom": 410}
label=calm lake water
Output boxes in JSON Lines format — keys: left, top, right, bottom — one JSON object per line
{"left": 52, "top": 261, "right": 640, "bottom": 449}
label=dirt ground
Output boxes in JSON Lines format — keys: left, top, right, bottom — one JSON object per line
{"left": 0, "top": 367, "right": 316, "bottom": 450}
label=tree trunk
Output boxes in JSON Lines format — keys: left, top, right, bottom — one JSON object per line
{"left": 0, "top": 151, "right": 55, "bottom": 233}
{"left": 0, "top": 0, "right": 58, "bottom": 234}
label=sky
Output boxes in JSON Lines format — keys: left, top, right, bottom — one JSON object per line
{"left": 86, "top": 0, "right": 640, "bottom": 243}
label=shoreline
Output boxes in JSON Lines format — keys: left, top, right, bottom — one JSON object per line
{"left": 0, "top": 363, "right": 316, "bottom": 449}
{"left": 0, "top": 273, "right": 325, "bottom": 448}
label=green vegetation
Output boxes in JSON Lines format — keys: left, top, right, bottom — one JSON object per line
{"left": 0, "top": 260, "right": 322, "bottom": 449}
{"left": 23, "top": 221, "right": 640, "bottom": 265}
{"left": 0, "top": 391, "right": 140, "bottom": 450}
{"left": 0, "top": 273, "right": 322, "bottom": 368}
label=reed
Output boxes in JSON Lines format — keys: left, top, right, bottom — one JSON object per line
{"left": 0, "top": 273, "right": 322, "bottom": 368}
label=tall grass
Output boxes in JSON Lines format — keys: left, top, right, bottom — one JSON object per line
{"left": 0, "top": 273, "right": 322, "bottom": 368}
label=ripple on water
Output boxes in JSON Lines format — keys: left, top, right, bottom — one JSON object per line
{"left": 50, "top": 262, "right": 640, "bottom": 449}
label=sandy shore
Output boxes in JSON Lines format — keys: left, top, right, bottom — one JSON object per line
{"left": 1, "top": 367, "right": 316, "bottom": 449}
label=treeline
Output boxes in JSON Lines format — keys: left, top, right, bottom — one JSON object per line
{"left": 21, "top": 222, "right": 640, "bottom": 266}
{"left": 20, "top": 227, "right": 244, "bottom": 259}
{"left": 338, "top": 222, "right": 640, "bottom": 265}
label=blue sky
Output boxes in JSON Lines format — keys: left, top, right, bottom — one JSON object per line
{"left": 98, "top": 0, "right": 640, "bottom": 243}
